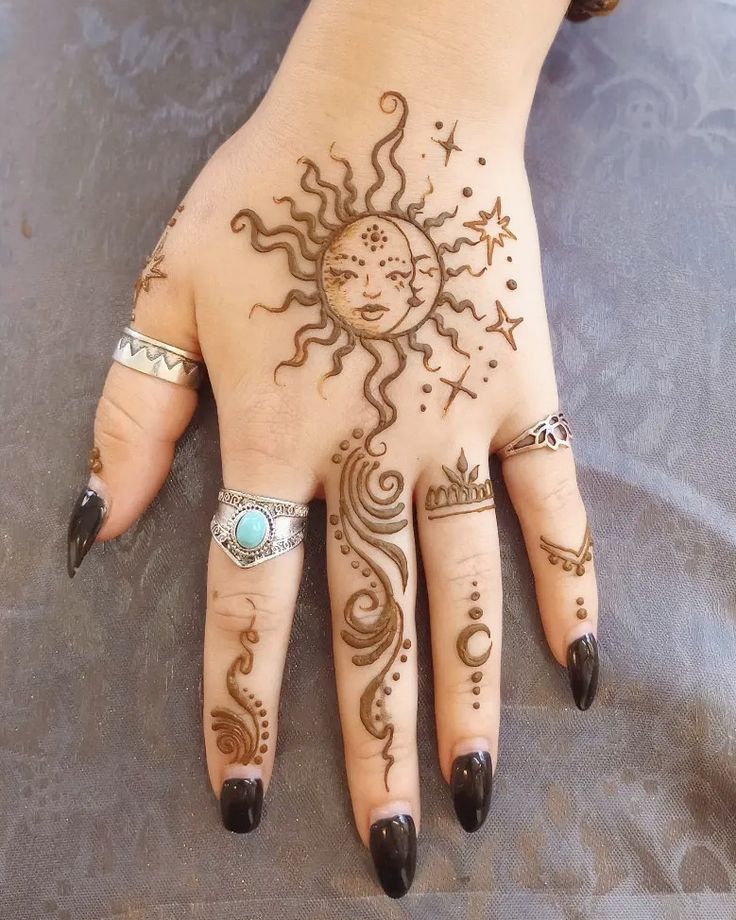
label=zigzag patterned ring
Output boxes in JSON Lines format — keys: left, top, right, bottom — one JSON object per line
{"left": 112, "top": 326, "right": 204, "bottom": 389}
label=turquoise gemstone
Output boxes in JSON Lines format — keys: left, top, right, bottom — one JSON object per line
{"left": 235, "top": 509, "right": 269, "bottom": 550}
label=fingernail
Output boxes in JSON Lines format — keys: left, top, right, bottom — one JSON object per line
{"left": 220, "top": 777, "right": 263, "bottom": 833}
{"left": 67, "top": 487, "right": 107, "bottom": 578}
{"left": 451, "top": 751, "right": 493, "bottom": 832}
{"left": 567, "top": 633, "right": 599, "bottom": 711}
{"left": 369, "top": 814, "right": 416, "bottom": 899}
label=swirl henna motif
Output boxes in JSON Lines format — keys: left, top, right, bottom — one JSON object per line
{"left": 210, "top": 615, "right": 270, "bottom": 766}
{"left": 331, "top": 432, "right": 409, "bottom": 791}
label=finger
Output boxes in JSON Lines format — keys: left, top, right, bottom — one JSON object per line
{"left": 497, "top": 413, "right": 599, "bottom": 710}
{"left": 67, "top": 206, "right": 200, "bottom": 576}
{"left": 204, "top": 452, "right": 315, "bottom": 834}
{"left": 325, "top": 439, "right": 418, "bottom": 899}
{"left": 417, "top": 443, "right": 500, "bottom": 833}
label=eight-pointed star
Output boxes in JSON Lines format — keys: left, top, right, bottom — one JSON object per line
{"left": 463, "top": 196, "right": 517, "bottom": 265}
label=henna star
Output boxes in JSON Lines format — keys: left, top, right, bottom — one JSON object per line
{"left": 485, "top": 300, "right": 524, "bottom": 351}
{"left": 463, "top": 197, "right": 517, "bottom": 265}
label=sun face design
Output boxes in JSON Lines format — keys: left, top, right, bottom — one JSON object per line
{"left": 231, "top": 91, "right": 490, "bottom": 453}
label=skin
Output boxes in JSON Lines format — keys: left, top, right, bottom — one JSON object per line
{"left": 87, "top": 0, "right": 599, "bottom": 861}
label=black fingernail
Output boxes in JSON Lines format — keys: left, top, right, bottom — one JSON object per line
{"left": 567, "top": 633, "right": 599, "bottom": 711}
{"left": 67, "top": 488, "right": 106, "bottom": 578}
{"left": 451, "top": 751, "right": 493, "bottom": 832}
{"left": 369, "top": 814, "right": 416, "bottom": 899}
{"left": 220, "top": 778, "right": 263, "bottom": 833}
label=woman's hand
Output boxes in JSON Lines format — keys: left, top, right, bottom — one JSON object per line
{"left": 68, "top": 0, "right": 600, "bottom": 898}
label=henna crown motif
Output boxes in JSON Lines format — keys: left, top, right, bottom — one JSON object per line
{"left": 425, "top": 449, "right": 494, "bottom": 513}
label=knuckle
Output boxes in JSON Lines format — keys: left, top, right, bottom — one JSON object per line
{"left": 349, "top": 730, "right": 415, "bottom": 770}
{"left": 209, "top": 590, "right": 289, "bottom": 636}
{"left": 94, "top": 391, "right": 146, "bottom": 446}
{"left": 528, "top": 473, "right": 583, "bottom": 515}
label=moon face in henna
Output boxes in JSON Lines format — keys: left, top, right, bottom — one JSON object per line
{"left": 320, "top": 217, "right": 440, "bottom": 337}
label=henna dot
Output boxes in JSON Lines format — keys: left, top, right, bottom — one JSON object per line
{"left": 506, "top": 279, "right": 517, "bottom": 291}
{"left": 577, "top": 608, "right": 588, "bottom": 620}
{"left": 421, "top": 153, "right": 426, "bottom": 158}
{"left": 352, "top": 428, "right": 363, "bottom": 439}
{"left": 403, "top": 639, "right": 411, "bottom": 649}
{"left": 392, "top": 672, "right": 400, "bottom": 681}
{"left": 384, "top": 686, "right": 392, "bottom": 695}
{"left": 472, "top": 686, "right": 481, "bottom": 696}
{"left": 489, "top": 360, "right": 498, "bottom": 368}
{"left": 262, "top": 721, "right": 269, "bottom": 728}
{"left": 376, "top": 699, "right": 382, "bottom": 707}
{"left": 478, "top": 157, "right": 486, "bottom": 166}
{"left": 472, "top": 580, "right": 478, "bottom": 586}
{"left": 478, "top": 345, "right": 484, "bottom": 351}
{"left": 483, "top": 376, "right": 489, "bottom": 383}
{"left": 254, "top": 755, "right": 263, "bottom": 764}
{"left": 362, "top": 568, "right": 370, "bottom": 577}
{"left": 255, "top": 700, "right": 262, "bottom": 707}
{"left": 259, "top": 709, "right": 267, "bottom": 717}
{"left": 435, "top": 121, "right": 443, "bottom": 129}
{"left": 576, "top": 597, "right": 584, "bottom": 605}
{"left": 351, "top": 255, "right": 357, "bottom": 261}
{"left": 260, "top": 744, "right": 268, "bottom": 754}
{"left": 462, "top": 187, "right": 473, "bottom": 197}
{"left": 471, "top": 591, "right": 480, "bottom": 601}
{"left": 469, "top": 607, "right": 483, "bottom": 620}
{"left": 370, "top": 581, "right": 377, "bottom": 588}
{"left": 473, "top": 701, "right": 480, "bottom": 710}
{"left": 340, "top": 440, "right": 349, "bottom": 450}
{"left": 507, "top": 255, "right": 512, "bottom": 262}
{"left": 422, "top": 383, "right": 432, "bottom": 393}
{"left": 472, "top": 672, "right": 483, "bottom": 683}
{"left": 400, "top": 654, "right": 407, "bottom": 663}
{"left": 375, "top": 714, "right": 381, "bottom": 721}
{"left": 329, "top": 514, "right": 338, "bottom": 525}
{"left": 332, "top": 454, "right": 341, "bottom": 464}
{"left": 351, "top": 560, "right": 359, "bottom": 569}
{"left": 340, "top": 545, "right": 350, "bottom": 555}
{"left": 380, "top": 259, "right": 386, "bottom": 267}
{"left": 334, "top": 530, "right": 343, "bottom": 540}
{"left": 420, "top": 404, "right": 427, "bottom": 412}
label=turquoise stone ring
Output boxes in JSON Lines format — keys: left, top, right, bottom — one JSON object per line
{"left": 235, "top": 509, "right": 269, "bottom": 550}
{"left": 211, "top": 487, "right": 309, "bottom": 569}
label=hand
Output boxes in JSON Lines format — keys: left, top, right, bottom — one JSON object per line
{"left": 68, "top": 0, "right": 600, "bottom": 899}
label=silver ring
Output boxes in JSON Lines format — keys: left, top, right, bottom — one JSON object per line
{"left": 113, "top": 326, "right": 204, "bottom": 389}
{"left": 497, "top": 412, "right": 572, "bottom": 460}
{"left": 211, "top": 488, "right": 309, "bottom": 568}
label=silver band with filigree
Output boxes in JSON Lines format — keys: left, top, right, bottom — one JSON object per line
{"left": 497, "top": 412, "right": 572, "bottom": 460}
{"left": 112, "top": 326, "right": 204, "bottom": 388}
{"left": 211, "top": 488, "right": 309, "bottom": 568}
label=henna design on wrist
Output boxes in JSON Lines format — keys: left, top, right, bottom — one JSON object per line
{"left": 210, "top": 612, "right": 269, "bottom": 766}
{"left": 424, "top": 449, "right": 494, "bottom": 519}
{"left": 440, "top": 367, "right": 477, "bottom": 414}
{"left": 463, "top": 197, "right": 516, "bottom": 266}
{"left": 231, "top": 91, "right": 501, "bottom": 447}
{"left": 331, "top": 431, "right": 408, "bottom": 791}
{"left": 540, "top": 526, "right": 594, "bottom": 576}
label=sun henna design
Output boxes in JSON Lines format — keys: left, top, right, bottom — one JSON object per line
{"left": 540, "top": 525, "right": 594, "bottom": 577}
{"left": 331, "top": 430, "right": 409, "bottom": 791}
{"left": 424, "top": 448, "right": 495, "bottom": 519}
{"left": 231, "top": 91, "right": 491, "bottom": 454}
{"left": 210, "top": 612, "right": 269, "bottom": 766}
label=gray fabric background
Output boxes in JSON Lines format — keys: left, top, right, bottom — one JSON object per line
{"left": 1, "top": 1, "right": 734, "bottom": 918}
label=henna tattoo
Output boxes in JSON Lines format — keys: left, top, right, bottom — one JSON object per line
{"left": 506, "top": 279, "right": 517, "bottom": 290}
{"left": 462, "top": 187, "right": 473, "bottom": 198}
{"left": 540, "top": 526, "right": 594, "bottom": 576}
{"left": 463, "top": 197, "right": 517, "bottom": 265}
{"left": 432, "top": 120, "right": 462, "bottom": 166}
{"left": 424, "top": 449, "right": 495, "bottom": 519}
{"left": 456, "top": 624, "right": 492, "bottom": 667}
{"left": 132, "top": 203, "right": 184, "bottom": 309}
{"left": 455, "top": 582, "right": 492, "bottom": 708}
{"left": 332, "top": 432, "right": 408, "bottom": 791}
{"left": 576, "top": 596, "right": 588, "bottom": 619}
{"left": 210, "top": 614, "right": 269, "bottom": 766}
{"left": 485, "top": 300, "right": 524, "bottom": 351}
{"left": 233, "top": 92, "right": 495, "bottom": 452}
{"left": 88, "top": 446, "right": 102, "bottom": 474}
{"left": 440, "top": 366, "right": 477, "bottom": 414}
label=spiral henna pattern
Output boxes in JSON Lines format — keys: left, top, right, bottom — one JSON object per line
{"left": 332, "top": 432, "right": 409, "bottom": 791}
{"left": 210, "top": 618, "right": 269, "bottom": 766}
